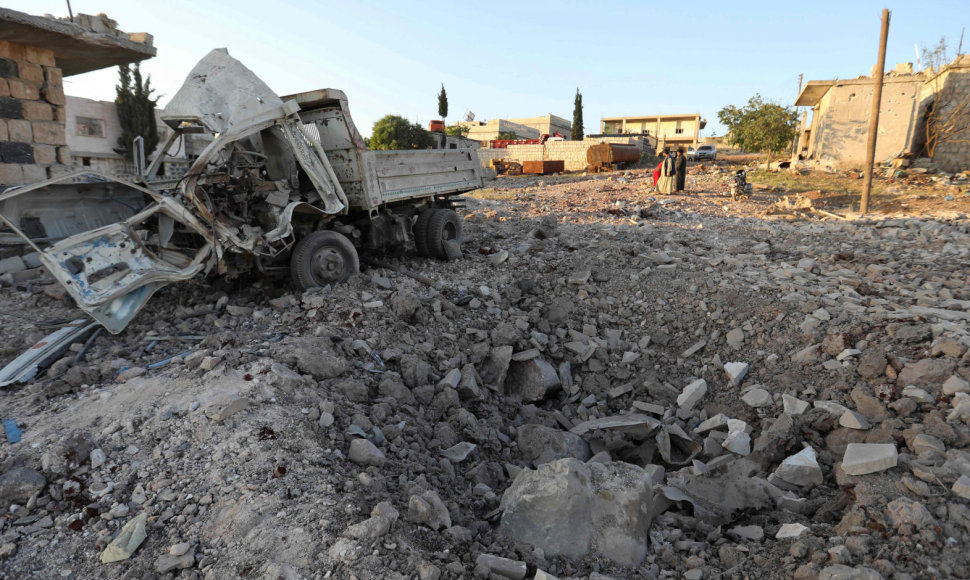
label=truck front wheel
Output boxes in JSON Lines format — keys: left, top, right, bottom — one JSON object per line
{"left": 427, "top": 209, "right": 463, "bottom": 259}
{"left": 290, "top": 231, "right": 360, "bottom": 290}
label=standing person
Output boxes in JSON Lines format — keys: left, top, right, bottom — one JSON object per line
{"left": 652, "top": 156, "right": 663, "bottom": 189}
{"left": 657, "top": 149, "right": 675, "bottom": 194}
{"left": 674, "top": 147, "right": 687, "bottom": 193}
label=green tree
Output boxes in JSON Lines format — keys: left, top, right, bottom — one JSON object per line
{"left": 496, "top": 131, "right": 519, "bottom": 140}
{"left": 717, "top": 94, "right": 797, "bottom": 161}
{"left": 446, "top": 124, "right": 469, "bottom": 137}
{"left": 437, "top": 84, "right": 448, "bottom": 124}
{"left": 115, "top": 63, "right": 160, "bottom": 158}
{"left": 571, "top": 88, "right": 584, "bottom": 140}
{"left": 369, "top": 115, "right": 433, "bottom": 150}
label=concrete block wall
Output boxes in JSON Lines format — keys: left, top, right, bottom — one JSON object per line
{"left": 475, "top": 136, "right": 652, "bottom": 172}
{"left": 0, "top": 40, "right": 71, "bottom": 186}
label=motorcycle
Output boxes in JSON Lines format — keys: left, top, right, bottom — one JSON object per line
{"left": 729, "top": 169, "right": 752, "bottom": 201}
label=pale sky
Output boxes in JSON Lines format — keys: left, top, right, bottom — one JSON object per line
{"left": 9, "top": 0, "right": 970, "bottom": 137}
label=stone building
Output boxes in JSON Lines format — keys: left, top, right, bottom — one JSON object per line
{"left": 457, "top": 119, "right": 541, "bottom": 145}
{"left": 0, "top": 8, "right": 155, "bottom": 187}
{"left": 795, "top": 57, "right": 970, "bottom": 172}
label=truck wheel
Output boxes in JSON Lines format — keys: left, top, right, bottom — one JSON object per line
{"left": 413, "top": 208, "right": 434, "bottom": 257}
{"left": 290, "top": 231, "right": 359, "bottom": 290}
{"left": 426, "top": 209, "right": 462, "bottom": 259}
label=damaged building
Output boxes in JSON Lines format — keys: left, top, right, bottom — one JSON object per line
{"left": 0, "top": 8, "right": 155, "bottom": 187}
{"left": 795, "top": 55, "right": 970, "bottom": 172}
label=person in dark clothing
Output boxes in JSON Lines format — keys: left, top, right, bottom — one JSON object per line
{"left": 674, "top": 147, "right": 687, "bottom": 193}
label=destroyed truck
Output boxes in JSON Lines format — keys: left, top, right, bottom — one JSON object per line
{"left": 0, "top": 49, "right": 483, "bottom": 333}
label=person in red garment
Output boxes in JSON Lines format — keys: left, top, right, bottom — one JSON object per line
{"left": 652, "top": 155, "right": 663, "bottom": 188}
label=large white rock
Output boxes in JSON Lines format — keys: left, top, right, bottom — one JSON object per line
{"left": 953, "top": 474, "right": 970, "bottom": 500}
{"left": 500, "top": 458, "right": 654, "bottom": 567}
{"left": 839, "top": 410, "right": 870, "bottom": 430}
{"left": 741, "top": 387, "right": 773, "bottom": 408}
{"left": 943, "top": 375, "right": 970, "bottom": 395}
{"left": 722, "top": 430, "right": 751, "bottom": 456}
{"left": 724, "top": 362, "right": 749, "bottom": 386}
{"left": 783, "top": 395, "right": 810, "bottom": 415}
{"left": 841, "top": 443, "right": 897, "bottom": 475}
{"left": 774, "top": 446, "right": 823, "bottom": 487}
{"left": 776, "top": 523, "right": 810, "bottom": 539}
{"left": 677, "top": 379, "right": 707, "bottom": 411}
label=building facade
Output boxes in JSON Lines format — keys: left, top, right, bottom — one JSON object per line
{"left": 795, "top": 57, "right": 970, "bottom": 172}
{"left": 599, "top": 114, "right": 706, "bottom": 150}
{"left": 0, "top": 8, "right": 155, "bottom": 187}
{"left": 458, "top": 119, "right": 541, "bottom": 145}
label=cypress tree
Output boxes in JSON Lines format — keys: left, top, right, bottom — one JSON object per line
{"left": 437, "top": 84, "right": 448, "bottom": 124}
{"left": 571, "top": 88, "right": 584, "bottom": 140}
{"left": 115, "top": 63, "right": 160, "bottom": 159}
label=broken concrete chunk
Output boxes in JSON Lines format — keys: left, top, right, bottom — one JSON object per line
{"left": 0, "top": 467, "right": 46, "bottom": 506}
{"left": 677, "top": 379, "right": 707, "bottom": 411}
{"left": 407, "top": 490, "right": 451, "bottom": 531}
{"left": 722, "top": 430, "right": 751, "bottom": 456}
{"left": 741, "top": 387, "right": 773, "bottom": 408}
{"left": 841, "top": 443, "right": 898, "bottom": 476}
{"left": 348, "top": 438, "right": 386, "bottom": 467}
{"left": 517, "top": 424, "right": 590, "bottom": 466}
{"left": 775, "top": 446, "right": 824, "bottom": 488}
{"left": 441, "top": 442, "right": 476, "bottom": 463}
{"left": 839, "top": 410, "right": 870, "bottom": 430}
{"left": 953, "top": 475, "right": 970, "bottom": 500}
{"left": 908, "top": 433, "right": 945, "bottom": 456}
{"left": 729, "top": 524, "right": 764, "bottom": 541}
{"left": 943, "top": 375, "right": 970, "bottom": 395}
{"left": 776, "top": 522, "right": 810, "bottom": 539}
{"left": 782, "top": 394, "right": 810, "bottom": 415}
{"left": 154, "top": 552, "right": 195, "bottom": 574}
{"left": 100, "top": 512, "right": 148, "bottom": 563}
{"left": 479, "top": 346, "right": 513, "bottom": 391}
{"left": 499, "top": 458, "right": 655, "bottom": 567}
{"left": 344, "top": 501, "right": 399, "bottom": 539}
{"left": 506, "top": 358, "right": 561, "bottom": 402}
{"left": 724, "top": 362, "right": 749, "bottom": 386}
{"left": 475, "top": 554, "right": 527, "bottom": 580}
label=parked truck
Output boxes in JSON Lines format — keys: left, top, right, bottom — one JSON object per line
{"left": 0, "top": 49, "right": 483, "bottom": 333}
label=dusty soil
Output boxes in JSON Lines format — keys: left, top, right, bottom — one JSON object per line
{"left": 1, "top": 164, "right": 969, "bottom": 580}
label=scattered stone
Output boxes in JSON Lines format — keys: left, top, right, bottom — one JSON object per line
{"left": 776, "top": 523, "right": 810, "bottom": 539}
{"left": 677, "top": 379, "right": 707, "bottom": 411}
{"left": 724, "top": 362, "right": 749, "bottom": 386}
{"left": 155, "top": 552, "right": 195, "bottom": 574}
{"left": 506, "top": 358, "right": 561, "bottom": 402}
{"left": 783, "top": 395, "right": 811, "bottom": 415}
{"left": 742, "top": 387, "right": 773, "bottom": 408}
{"left": 729, "top": 524, "right": 764, "bottom": 541}
{"left": 407, "top": 490, "right": 452, "bottom": 531}
{"left": 839, "top": 410, "right": 870, "bottom": 430}
{"left": 943, "top": 375, "right": 970, "bottom": 395}
{"left": 953, "top": 475, "right": 970, "bottom": 499}
{"left": 348, "top": 438, "right": 386, "bottom": 467}
{"left": 0, "top": 467, "right": 46, "bottom": 506}
{"left": 441, "top": 442, "right": 477, "bottom": 463}
{"left": 775, "top": 446, "right": 824, "bottom": 488}
{"left": 841, "top": 444, "right": 898, "bottom": 476}
{"left": 475, "top": 554, "right": 527, "bottom": 580}
{"left": 726, "top": 328, "right": 744, "bottom": 349}
{"left": 516, "top": 424, "right": 590, "bottom": 466}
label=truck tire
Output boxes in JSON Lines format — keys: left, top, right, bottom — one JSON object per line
{"left": 413, "top": 208, "right": 434, "bottom": 257}
{"left": 290, "top": 230, "right": 359, "bottom": 290}
{"left": 426, "top": 208, "right": 462, "bottom": 259}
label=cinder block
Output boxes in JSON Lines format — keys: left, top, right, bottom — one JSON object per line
{"left": 22, "top": 164, "right": 46, "bottom": 183}
{"left": 43, "top": 66, "right": 62, "bottom": 85}
{"left": 0, "top": 41, "right": 26, "bottom": 61}
{"left": 18, "top": 62, "right": 43, "bottom": 84}
{"left": 31, "top": 121, "right": 65, "bottom": 145}
{"left": 7, "top": 119, "right": 30, "bottom": 141}
{"left": 48, "top": 164, "right": 75, "bottom": 179}
{"left": 53, "top": 105, "right": 65, "bottom": 122}
{"left": 23, "top": 45, "right": 55, "bottom": 67}
{"left": 0, "top": 163, "right": 24, "bottom": 186}
{"left": 21, "top": 100, "right": 51, "bottom": 121}
{"left": 8, "top": 78, "right": 39, "bottom": 100}
{"left": 57, "top": 145, "right": 71, "bottom": 165}
{"left": 41, "top": 83, "right": 64, "bottom": 106}
{"left": 0, "top": 95, "right": 22, "bottom": 119}
{"left": 33, "top": 143, "right": 55, "bottom": 165}
{"left": 0, "top": 142, "right": 34, "bottom": 164}
{"left": 0, "top": 78, "right": 8, "bottom": 97}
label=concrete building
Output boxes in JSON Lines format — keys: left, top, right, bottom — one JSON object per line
{"left": 599, "top": 114, "right": 706, "bottom": 149}
{"left": 66, "top": 96, "right": 208, "bottom": 179}
{"left": 0, "top": 9, "right": 155, "bottom": 187}
{"left": 457, "top": 119, "right": 541, "bottom": 145}
{"left": 795, "top": 57, "right": 970, "bottom": 172}
{"left": 506, "top": 114, "right": 571, "bottom": 137}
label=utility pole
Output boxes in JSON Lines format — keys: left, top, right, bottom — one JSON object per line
{"left": 791, "top": 74, "right": 804, "bottom": 157}
{"left": 861, "top": 9, "right": 890, "bottom": 215}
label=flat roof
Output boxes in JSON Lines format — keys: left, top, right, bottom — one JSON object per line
{"left": 795, "top": 75, "right": 924, "bottom": 106}
{"left": 601, "top": 113, "right": 702, "bottom": 121}
{"left": 0, "top": 8, "right": 155, "bottom": 76}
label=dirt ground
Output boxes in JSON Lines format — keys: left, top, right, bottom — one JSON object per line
{"left": 1, "top": 161, "right": 969, "bottom": 580}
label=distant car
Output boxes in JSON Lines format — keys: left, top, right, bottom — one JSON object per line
{"left": 694, "top": 145, "right": 717, "bottom": 161}
{"left": 686, "top": 146, "right": 696, "bottom": 161}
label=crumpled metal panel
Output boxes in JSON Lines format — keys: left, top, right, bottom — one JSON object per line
{"left": 0, "top": 320, "right": 98, "bottom": 387}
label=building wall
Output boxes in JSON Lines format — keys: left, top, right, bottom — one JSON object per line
{"left": 0, "top": 40, "right": 71, "bottom": 186}
{"left": 463, "top": 119, "right": 541, "bottom": 144}
{"left": 602, "top": 115, "right": 702, "bottom": 147}
{"left": 808, "top": 78, "right": 921, "bottom": 168}
{"left": 507, "top": 115, "right": 572, "bottom": 137}
{"left": 475, "top": 136, "right": 653, "bottom": 172}
{"left": 927, "top": 67, "right": 970, "bottom": 173}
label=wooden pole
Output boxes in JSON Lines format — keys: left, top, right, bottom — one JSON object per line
{"left": 861, "top": 9, "right": 891, "bottom": 214}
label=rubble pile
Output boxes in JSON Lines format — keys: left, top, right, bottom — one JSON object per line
{"left": 1, "top": 174, "right": 970, "bottom": 579}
